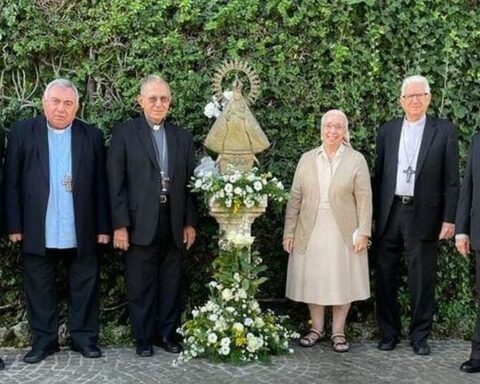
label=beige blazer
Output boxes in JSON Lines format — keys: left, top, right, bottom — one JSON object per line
{"left": 283, "top": 145, "right": 372, "bottom": 254}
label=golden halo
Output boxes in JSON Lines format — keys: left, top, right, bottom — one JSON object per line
{"left": 212, "top": 60, "right": 260, "bottom": 105}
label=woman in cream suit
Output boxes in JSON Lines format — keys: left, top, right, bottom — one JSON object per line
{"left": 283, "top": 109, "right": 372, "bottom": 352}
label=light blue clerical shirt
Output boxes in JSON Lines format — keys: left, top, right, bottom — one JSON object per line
{"left": 45, "top": 124, "right": 77, "bottom": 248}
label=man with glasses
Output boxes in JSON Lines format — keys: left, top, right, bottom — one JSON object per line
{"left": 373, "top": 75, "right": 459, "bottom": 355}
{"left": 107, "top": 75, "right": 197, "bottom": 357}
{"left": 3, "top": 79, "right": 110, "bottom": 363}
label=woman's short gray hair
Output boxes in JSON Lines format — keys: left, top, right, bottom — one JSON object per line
{"left": 401, "top": 75, "right": 430, "bottom": 96}
{"left": 43, "top": 78, "right": 79, "bottom": 103}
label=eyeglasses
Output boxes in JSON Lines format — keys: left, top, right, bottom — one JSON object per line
{"left": 142, "top": 95, "right": 171, "bottom": 104}
{"left": 402, "top": 93, "right": 429, "bottom": 101}
{"left": 323, "top": 123, "right": 345, "bottom": 130}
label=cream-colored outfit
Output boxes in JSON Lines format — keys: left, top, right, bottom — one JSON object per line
{"left": 284, "top": 144, "right": 372, "bottom": 305}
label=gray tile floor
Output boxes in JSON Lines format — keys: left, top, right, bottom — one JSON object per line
{"left": 0, "top": 340, "right": 478, "bottom": 383}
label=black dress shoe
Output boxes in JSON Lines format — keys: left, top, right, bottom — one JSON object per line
{"left": 157, "top": 338, "right": 182, "bottom": 354}
{"left": 377, "top": 337, "right": 399, "bottom": 351}
{"left": 460, "top": 359, "right": 480, "bottom": 373}
{"left": 23, "top": 345, "right": 60, "bottom": 364}
{"left": 410, "top": 340, "right": 430, "bottom": 355}
{"left": 0, "top": 357, "right": 4, "bottom": 370}
{"left": 71, "top": 344, "right": 102, "bottom": 358}
{"left": 136, "top": 341, "right": 154, "bottom": 357}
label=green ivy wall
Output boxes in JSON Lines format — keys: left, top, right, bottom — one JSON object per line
{"left": 0, "top": 0, "right": 479, "bottom": 345}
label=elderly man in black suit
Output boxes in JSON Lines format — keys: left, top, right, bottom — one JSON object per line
{"left": 107, "top": 75, "right": 197, "bottom": 357}
{"left": 455, "top": 133, "right": 480, "bottom": 373}
{"left": 374, "top": 75, "right": 459, "bottom": 355}
{"left": 3, "top": 79, "right": 110, "bottom": 364}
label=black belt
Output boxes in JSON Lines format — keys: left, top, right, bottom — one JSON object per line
{"left": 394, "top": 195, "right": 414, "bottom": 205}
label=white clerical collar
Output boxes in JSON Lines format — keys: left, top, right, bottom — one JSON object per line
{"left": 403, "top": 115, "right": 426, "bottom": 129}
{"left": 47, "top": 122, "right": 72, "bottom": 134}
{"left": 145, "top": 117, "right": 165, "bottom": 131}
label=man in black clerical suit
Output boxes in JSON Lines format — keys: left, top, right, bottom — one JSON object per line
{"left": 107, "top": 75, "right": 197, "bottom": 357}
{"left": 0, "top": 124, "right": 5, "bottom": 371}
{"left": 455, "top": 133, "right": 480, "bottom": 373}
{"left": 374, "top": 75, "right": 459, "bottom": 355}
{"left": 3, "top": 79, "right": 110, "bottom": 364}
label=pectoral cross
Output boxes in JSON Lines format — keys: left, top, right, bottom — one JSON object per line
{"left": 62, "top": 174, "right": 73, "bottom": 192}
{"left": 403, "top": 166, "right": 415, "bottom": 183}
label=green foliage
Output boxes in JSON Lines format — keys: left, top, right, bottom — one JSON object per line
{"left": 1, "top": 0, "right": 480, "bottom": 344}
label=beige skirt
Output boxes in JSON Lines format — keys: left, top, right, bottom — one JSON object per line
{"left": 286, "top": 203, "right": 370, "bottom": 305}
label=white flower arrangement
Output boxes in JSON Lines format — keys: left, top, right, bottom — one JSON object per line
{"left": 203, "top": 91, "right": 233, "bottom": 119}
{"left": 190, "top": 165, "right": 288, "bottom": 214}
{"left": 179, "top": 227, "right": 299, "bottom": 363}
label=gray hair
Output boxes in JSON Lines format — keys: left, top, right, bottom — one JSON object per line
{"left": 401, "top": 75, "right": 430, "bottom": 96}
{"left": 320, "top": 109, "right": 351, "bottom": 146}
{"left": 139, "top": 75, "right": 171, "bottom": 95}
{"left": 43, "top": 78, "right": 79, "bottom": 103}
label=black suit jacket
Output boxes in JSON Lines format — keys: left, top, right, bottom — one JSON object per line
{"left": 107, "top": 116, "right": 197, "bottom": 249}
{"left": 374, "top": 115, "right": 459, "bottom": 240}
{"left": 3, "top": 116, "right": 110, "bottom": 255}
{"left": 456, "top": 133, "right": 480, "bottom": 250}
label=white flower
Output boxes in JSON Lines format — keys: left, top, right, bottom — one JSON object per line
{"left": 224, "top": 183, "right": 233, "bottom": 193}
{"left": 246, "top": 333, "right": 263, "bottom": 352}
{"left": 249, "top": 300, "right": 260, "bottom": 312}
{"left": 192, "top": 309, "right": 199, "bottom": 318}
{"left": 219, "top": 345, "right": 230, "bottom": 356}
{"left": 204, "top": 102, "right": 221, "bottom": 118}
{"left": 226, "top": 306, "right": 235, "bottom": 313}
{"left": 253, "top": 181, "right": 263, "bottom": 191}
{"left": 232, "top": 322, "right": 244, "bottom": 333}
{"left": 233, "top": 272, "right": 241, "bottom": 282}
{"left": 194, "top": 179, "right": 203, "bottom": 188}
{"left": 218, "top": 189, "right": 225, "bottom": 198}
{"left": 237, "top": 288, "right": 247, "bottom": 299}
{"left": 222, "top": 288, "right": 234, "bottom": 301}
{"left": 229, "top": 174, "right": 238, "bottom": 183}
{"left": 225, "top": 199, "right": 232, "bottom": 208}
{"left": 254, "top": 317, "right": 265, "bottom": 328}
{"left": 234, "top": 186, "right": 243, "bottom": 195}
{"left": 208, "top": 313, "right": 218, "bottom": 322}
{"left": 244, "top": 317, "right": 254, "bottom": 326}
{"left": 246, "top": 185, "right": 253, "bottom": 193}
{"left": 276, "top": 181, "right": 284, "bottom": 190}
{"left": 207, "top": 333, "right": 218, "bottom": 344}
{"left": 244, "top": 198, "right": 254, "bottom": 208}
{"left": 220, "top": 337, "right": 231, "bottom": 347}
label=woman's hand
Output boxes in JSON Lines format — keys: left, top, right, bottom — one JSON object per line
{"left": 283, "top": 238, "right": 294, "bottom": 254}
{"left": 354, "top": 235, "right": 370, "bottom": 253}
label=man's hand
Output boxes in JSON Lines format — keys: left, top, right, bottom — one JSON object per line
{"left": 114, "top": 227, "right": 129, "bottom": 251}
{"left": 97, "top": 234, "right": 110, "bottom": 244}
{"left": 438, "top": 222, "right": 455, "bottom": 240}
{"left": 283, "top": 238, "right": 293, "bottom": 254}
{"left": 183, "top": 225, "right": 196, "bottom": 250}
{"left": 354, "top": 235, "right": 370, "bottom": 253}
{"left": 456, "top": 236, "right": 470, "bottom": 258}
{"left": 9, "top": 233, "right": 22, "bottom": 243}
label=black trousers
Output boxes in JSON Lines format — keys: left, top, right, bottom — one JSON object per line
{"left": 375, "top": 200, "right": 439, "bottom": 342}
{"left": 23, "top": 248, "right": 100, "bottom": 349}
{"left": 471, "top": 251, "right": 480, "bottom": 359}
{"left": 125, "top": 202, "right": 184, "bottom": 342}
